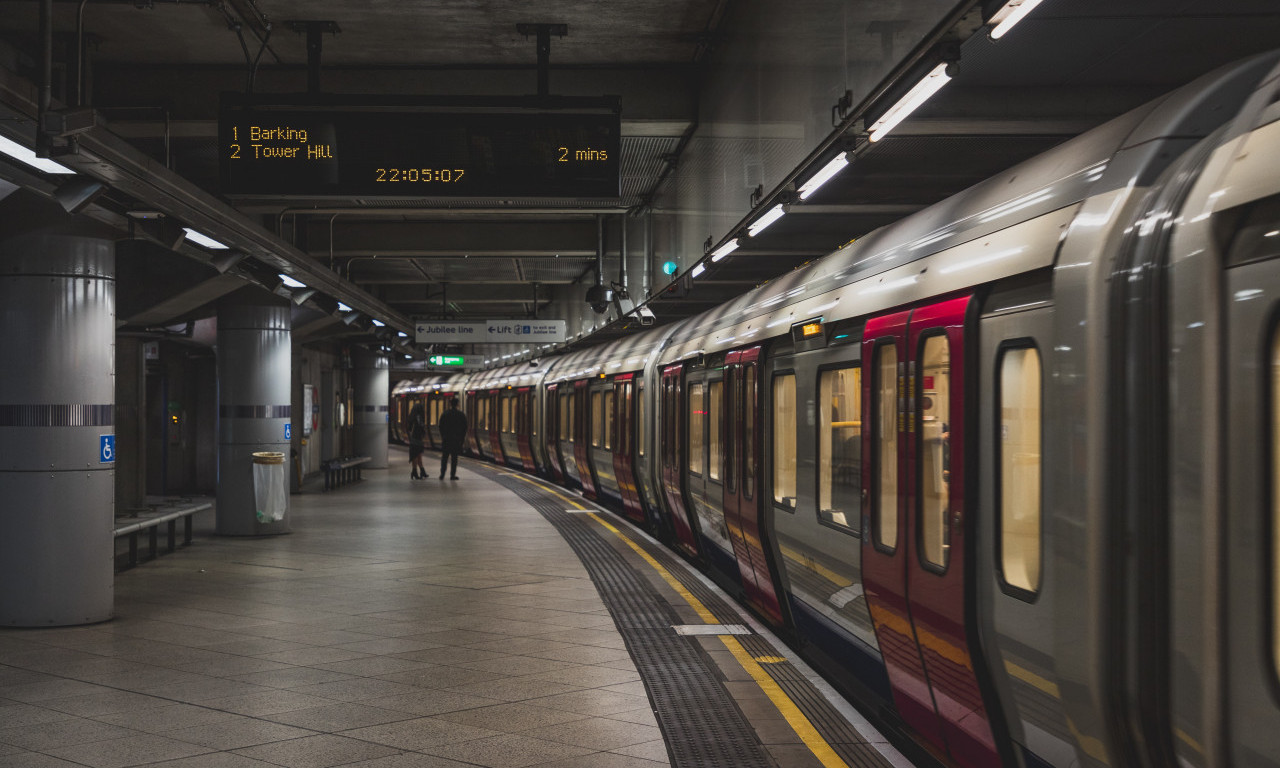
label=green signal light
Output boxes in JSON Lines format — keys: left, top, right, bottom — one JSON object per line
{"left": 662, "top": 260, "right": 678, "bottom": 276}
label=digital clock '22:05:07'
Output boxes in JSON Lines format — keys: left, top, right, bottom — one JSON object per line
{"left": 376, "top": 168, "right": 465, "bottom": 183}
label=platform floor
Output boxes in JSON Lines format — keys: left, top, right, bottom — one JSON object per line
{"left": 0, "top": 448, "right": 910, "bottom": 768}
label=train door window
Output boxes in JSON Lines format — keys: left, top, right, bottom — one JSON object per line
{"left": 604, "top": 390, "right": 615, "bottom": 450}
{"left": 873, "top": 343, "right": 899, "bottom": 551}
{"left": 1271, "top": 328, "right": 1280, "bottom": 671}
{"left": 709, "top": 380, "right": 723, "bottom": 481}
{"left": 743, "top": 365, "right": 757, "bottom": 500}
{"left": 530, "top": 393, "right": 537, "bottom": 438}
{"left": 560, "top": 392, "right": 571, "bottom": 440}
{"left": 637, "top": 379, "right": 646, "bottom": 458}
{"left": 773, "top": 374, "right": 797, "bottom": 510}
{"left": 998, "top": 343, "right": 1043, "bottom": 596}
{"left": 689, "top": 383, "right": 705, "bottom": 475}
{"left": 819, "top": 366, "right": 862, "bottom": 534}
{"left": 591, "top": 391, "right": 603, "bottom": 448}
{"left": 919, "top": 333, "right": 952, "bottom": 572}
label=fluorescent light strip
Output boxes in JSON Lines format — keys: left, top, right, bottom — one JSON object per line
{"left": 868, "top": 63, "right": 952, "bottom": 143}
{"left": 337, "top": 301, "right": 352, "bottom": 312}
{"left": 711, "top": 238, "right": 739, "bottom": 261}
{"left": 372, "top": 319, "right": 385, "bottom": 327}
{"left": 182, "top": 228, "right": 229, "bottom": 249}
{"left": 0, "top": 134, "right": 75, "bottom": 174}
{"left": 691, "top": 263, "right": 706, "bottom": 278}
{"left": 748, "top": 205, "right": 786, "bottom": 237}
{"left": 798, "top": 152, "right": 848, "bottom": 200}
{"left": 990, "top": 0, "right": 1044, "bottom": 40}
{"left": 278, "top": 274, "right": 306, "bottom": 288}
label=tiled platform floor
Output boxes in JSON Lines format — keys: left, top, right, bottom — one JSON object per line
{"left": 0, "top": 450, "right": 669, "bottom": 768}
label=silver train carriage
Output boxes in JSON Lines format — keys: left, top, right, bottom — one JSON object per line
{"left": 394, "top": 52, "right": 1280, "bottom": 768}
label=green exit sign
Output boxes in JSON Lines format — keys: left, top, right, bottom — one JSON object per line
{"left": 428, "top": 355, "right": 465, "bottom": 367}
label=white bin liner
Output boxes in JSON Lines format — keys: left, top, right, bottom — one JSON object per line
{"left": 252, "top": 452, "right": 287, "bottom": 523}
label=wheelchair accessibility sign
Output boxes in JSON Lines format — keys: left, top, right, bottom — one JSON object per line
{"left": 100, "top": 435, "right": 115, "bottom": 463}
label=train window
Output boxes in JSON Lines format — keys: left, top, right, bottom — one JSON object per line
{"left": 502, "top": 396, "right": 512, "bottom": 434}
{"left": 1272, "top": 330, "right": 1280, "bottom": 673}
{"left": 689, "top": 383, "right": 705, "bottom": 475}
{"left": 819, "top": 366, "right": 862, "bottom": 534}
{"left": 873, "top": 343, "right": 898, "bottom": 552}
{"left": 591, "top": 391, "right": 603, "bottom": 448}
{"left": 1226, "top": 195, "right": 1280, "bottom": 267}
{"left": 998, "top": 343, "right": 1043, "bottom": 596}
{"left": 530, "top": 393, "right": 537, "bottom": 438}
{"left": 773, "top": 374, "right": 797, "bottom": 510}
{"left": 637, "top": 380, "right": 646, "bottom": 458}
{"left": 709, "top": 380, "right": 723, "bottom": 481}
{"left": 604, "top": 390, "right": 615, "bottom": 450}
{"left": 919, "top": 333, "right": 952, "bottom": 572}
{"left": 744, "top": 365, "right": 757, "bottom": 500}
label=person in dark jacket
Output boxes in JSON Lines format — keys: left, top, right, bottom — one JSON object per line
{"left": 408, "top": 402, "right": 427, "bottom": 479}
{"left": 437, "top": 398, "right": 468, "bottom": 480}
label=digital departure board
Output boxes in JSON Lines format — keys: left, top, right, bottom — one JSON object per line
{"left": 218, "top": 95, "right": 621, "bottom": 198}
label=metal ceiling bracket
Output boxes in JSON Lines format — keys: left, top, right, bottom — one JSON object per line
{"left": 516, "top": 23, "right": 568, "bottom": 98}
{"left": 286, "top": 21, "right": 342, "bottom": 94}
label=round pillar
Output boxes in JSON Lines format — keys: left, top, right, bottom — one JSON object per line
{"left": 352, "top": 347, "right": 389, "bottom": 468}
{"left": 0, "top": 203, "right": 115, "bottom": 626}
{"left": 217, "top": 296, "right": 291, "bottom": 536}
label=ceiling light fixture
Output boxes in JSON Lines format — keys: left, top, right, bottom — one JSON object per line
{"left": 0, "top": 134, "right": 74, "bottom": 174}
{"left": 371, "top": 319, "right": 385, "bottom": 327}
{"left": 278, "top": 274, "right": 306, "bottom": 288}
{"left": 868, "top": 63, "right": 952, "bottom": 143}
{"left": 337, "top": 301, "right": 352, "bottom": 312}
{"left": 797, "top": 152, "right": 848, "bottom": 200}
{"left": 182, "top": 227, "right": 229, "bottom": 249}
{"left": 748, "top": 205, "right": 786, "bottom": 237}
{"left": 691, "top": 263, "right": 706, "bottom": 278}
{"left": 710, "top": 239, "right": 739, "bottom": 262}
{"left": 989, "top": 0, "right": 1044, "bottom": 40}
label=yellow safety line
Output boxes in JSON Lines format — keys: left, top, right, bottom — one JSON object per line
{"left": 1003, "top": 658, "right": 1061, "bottom": 699}
{"left": 496, "top": 468, "right": 852, "bottom": 768}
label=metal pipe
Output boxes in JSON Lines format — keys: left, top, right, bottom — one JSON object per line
{"left": 75, "top": 0, "right": 90, "bottom": 106}
{"left": 595, "top": 214, "right": 604, "bottom": 287}
{"left": 532, "top": 282, "right": 539, "bottom": 318}
{"left": 37, "top": 0, "right": 52, "bottom": 158}
{"left": 619, "top": 213, "right": 628, "bottom": 294}
{"left": 643, "top": 209, "right": 652, "bottom": 300}
{"left": 328, "top": 213, "right": 338, "bottom": 269}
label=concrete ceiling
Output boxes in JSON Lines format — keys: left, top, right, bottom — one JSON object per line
{"left": 0, "top": 0, "right": 1279, "bottom": 364}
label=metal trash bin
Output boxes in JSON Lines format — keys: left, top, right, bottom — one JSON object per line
{"left": 252, "top": 451, "right": 287, "bottom": 523}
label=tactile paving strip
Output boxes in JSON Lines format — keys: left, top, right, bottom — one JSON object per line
{"left": 489, "top": 471, "right": 775, "bottom": 768}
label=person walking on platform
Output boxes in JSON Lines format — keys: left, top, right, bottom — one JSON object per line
{"left": 408, "top": 402, "right": 427, "bottom": 479}
{"left": 438, "top": 398, "right": 467, "bottom": 480}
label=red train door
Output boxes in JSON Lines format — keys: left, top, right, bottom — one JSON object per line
{"left": 465, "top": 391, "right": 482, "bottom": 457}
{"left": 612, "top": 375, "right": 644, "bottom": 524}
{"left": 488, "top": 390, "right": 505, "bottom": 464}
{"left": 861, "top": 296, "right": 998, "bottom": 768}
{"left": 544, "top": 384, "right": 564, "bottom": 482}
{"left": 574, "top": 380, "right": 597, "bottom": 499}
{"left": 660, "top": 364, "right": 698, "bottom": 556}
{"left": 722, "top": 348, "right": 784, "bottom": 626}
{"left": 515, "top": 387, "right": 535, "bottom": 471}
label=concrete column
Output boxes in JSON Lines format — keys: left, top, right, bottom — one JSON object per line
{"left": 0, "top": 196, "right": 115, "bottom": 627}
{"left": 216, "top": 294, "right": 291, "bottom": 536}
{"left": 351, "top": 347, "right": 388, "bottom": 468}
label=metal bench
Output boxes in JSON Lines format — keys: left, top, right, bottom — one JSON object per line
{"left": 323, "top": 456, "right": 372, "bottom": 490}
{"left": 113, "top": 501, "right": 210, "bottom": 572}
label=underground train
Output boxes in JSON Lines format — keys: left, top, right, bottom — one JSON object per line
{"left": 390, "top": 53, "right": 1280, "bottom": 768}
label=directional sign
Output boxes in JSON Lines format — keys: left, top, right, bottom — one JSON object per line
{"left": 485, "top": 320, "right": 566, "bottom": 343}
{"left": 416, "top": 322, "right": 485, "bottom": 344}
{"left": 417, "top": 320, "right": 566, "bottom": 344}
{"left": 428, "top": 355, "right": 466, "bottom": 367}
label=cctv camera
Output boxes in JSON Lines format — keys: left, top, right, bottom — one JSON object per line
{"left": 585, "top": 284, "right": 614, "bottom": 315}
{"left": 636, "top": 306, "right": 655, "bottom": 326}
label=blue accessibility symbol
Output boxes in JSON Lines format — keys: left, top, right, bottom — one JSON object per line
{"left": 284, "top": 423, "right": 292, "bottom": 440}
{"left": 100, "top": 435, "right": 115, "bottom": 463}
